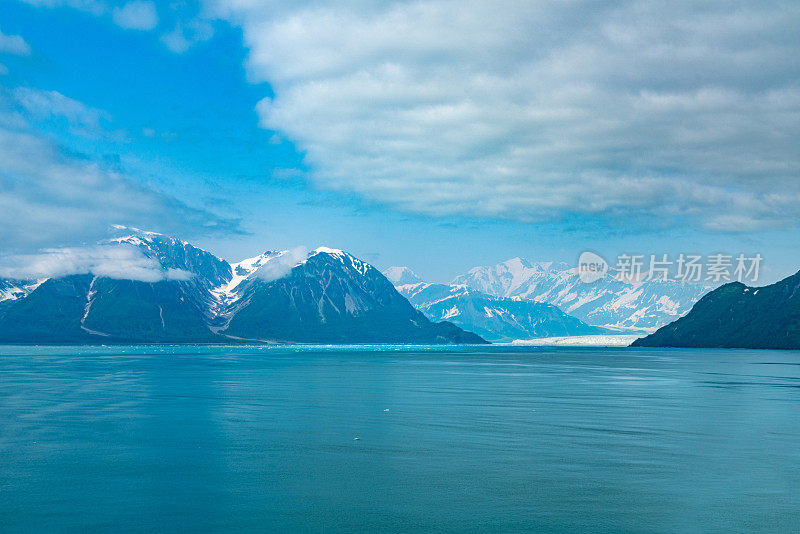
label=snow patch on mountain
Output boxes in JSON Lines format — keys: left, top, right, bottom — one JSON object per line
{"left": 313, "top": 246, "right": 344, "bottom": 255}
{"left": 0, "top": 278, "right": 45, "bottom": 303}
{"left": 208, "top": 251, "right": 280, "bottom": 315}
{"left": 205, "top": 246, "right": 382, "bottom": 332}
{"left": 442, "top": 305, "right": 460, "bottom": 319}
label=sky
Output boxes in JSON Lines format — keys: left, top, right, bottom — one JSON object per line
{"left": 0, "top": 0, "right": 798, "bottom": 283}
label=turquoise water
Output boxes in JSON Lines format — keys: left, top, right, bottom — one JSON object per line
{"left": 1, "top": 345, "right": 799, "bottom": 533}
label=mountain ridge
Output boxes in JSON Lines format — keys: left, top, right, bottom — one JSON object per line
{"left": 447, "top": 257, "right": 712, "bottom": 331}
{"left": 0, "top": 229, "right": 486, "bottom": 345}
{"left": 392, "top": 279, "right": 606, "bottom": 341}
{"left": 631, "top": 271, "right": 800, "bottom": 349}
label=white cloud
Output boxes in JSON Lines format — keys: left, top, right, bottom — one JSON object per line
{"left": 255, "top": 246, "right": 308, "bottom": 282}
{"left": 211, "top": 0, "right": 800, "bottom": 231}
{"left": 0, "top": 244, "right": 193, "bottom": 282}
{"left": 0, "top": 29, "right": 31, "bottom": 56}
{"left": 21, "top": 0, "right": 213, "bottom": 53}
{"left": 161, "top": 25, "right": 192, "bottom": 54}
{"left": 0, "top": 87, "right": 240, "bottom": 252}
{"left": 17, "top": 0, "right": 105, "bottom": 15}
{"left": 161, "top": 18, "right": 214, "bottom": 53}
{"left": 112, "top": 1, "right": 159, "bottom": 31}
{"left": 13, "top": 87, "right": 108, "bottom": 128}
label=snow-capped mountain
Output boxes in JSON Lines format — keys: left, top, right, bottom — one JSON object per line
{"left": 383, "top": 266, "right": 422, "bottom": 285}
{"left": 224, "top": 248, "right": 483, "bottom": 343}
{"left": 0, "top": 279, "right": 41, "bottom": 304}
{"left": 394, "top": 280, "right": 605, "bottom": 341}
{"left": 452, "top": 257, "right": 712, "bottom": 331}
{"left": 109, "top": 227, "right": 232, "bottom": 288}
{"left": 0, "top": 229, "right": 485, "bottom": 344}
{"left": 207, "top": 250, "right": 285, "bottom": 328}
{"left": 632, "top": 270, "right": 800, "bottom": 349}
{"left": 109, "top": 228, "right": 232, "bottom": 307}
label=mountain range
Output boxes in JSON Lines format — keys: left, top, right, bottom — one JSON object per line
{"left": 0, "top": 229, "right": 719, "bottom": 345}
{"left": 385, "top": 258, "right": 711, "bottom": 337}
{"left": 388, "top": 275, "right": 605, "bottom": 342}
{"left": 632, "top": 270, "right": 800, "bottom": 349}
{"left": 0, "top": 229, "right": 485, "bottom": 345}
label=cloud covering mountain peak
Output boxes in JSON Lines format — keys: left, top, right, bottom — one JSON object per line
{"left": 0, "top": 245, "right": 193, "bottom": 282}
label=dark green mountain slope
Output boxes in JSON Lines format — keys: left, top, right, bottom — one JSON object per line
{"left": 632, "top": 271, "right": 800, "bottom": 349}
{"left": 223, "top": 250, "right": 486, "bottom": 344}
{"left": 0, "top": 276, "right": 217, "bottom": 343}
{"left": 0, "top": 231, "right": 486, "bottom": 344}
{"left": 0, "top": 275, "right": 96, "bottom": 343}
{"left": 81, "top": 278, "right": 217, "bottom": 342}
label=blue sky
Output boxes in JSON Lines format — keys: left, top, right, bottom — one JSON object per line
{"left": 1, "top": 0, "right": 798, "bottom": 283}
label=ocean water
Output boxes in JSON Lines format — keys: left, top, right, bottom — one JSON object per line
{"left": 1, "top": 345, "right": 799, "bottom": 533}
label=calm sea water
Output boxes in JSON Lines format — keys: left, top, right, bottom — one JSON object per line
{"left": 1, "top": 345, "right": 799, "bottom": 533}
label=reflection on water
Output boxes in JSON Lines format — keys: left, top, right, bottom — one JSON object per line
{"left": 1, "top": 345, "right": 799, "bottom": 532}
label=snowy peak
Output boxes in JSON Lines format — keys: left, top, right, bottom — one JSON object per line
{"left": 232, "top": 251, "right": 280, "bottom": 278}
{"left": 210, "top": 246, "right": 375, "bottom": 322}
{"left": 383, "top": 266, "right": 422, "bottom": 285}
{"left": 0, "top": 232, "right": 484, "bottom": 344}
{"left": 501, "top": 257, "right": 534, "bottom": 272}
{"left": 394, "top": 279, "right": 603, "bottom": 341}
{"left": 454, "top": 257, "right": 552, "bottom": 297}
{"left": 312, "top": 246, "right": 344, "bottom": 255}
{"left": 219, "top": 244, "right": 484, "bottom": 343}
{"left": 306, "top": 247, "right": 372, "bottom": 277}
{"left": 108, "top": 226, "right": 232, "bottom": 287}
{"left": 452, "top": 257, "right": 712, "bottom": 331}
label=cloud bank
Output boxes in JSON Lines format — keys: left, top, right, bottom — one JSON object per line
{"left": 112, "top": 1, "right": 159, "bottom": 31}
{"left": 0, "top": 245, "right": 192, "bottom": 282}
{"left": 0, "top": 86, "right": 240, "bottom": 251}
{"left": 213, "top": 0, "right": 800, "bottom": 231}
{"left": 0, "top": 28, "right": 31, "bottom": 55}
{"left": 20, "top": 0, "right": 213, "bottom": 52}
{"left": 13, "top": 87, "right": 108, "bottom": 129}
